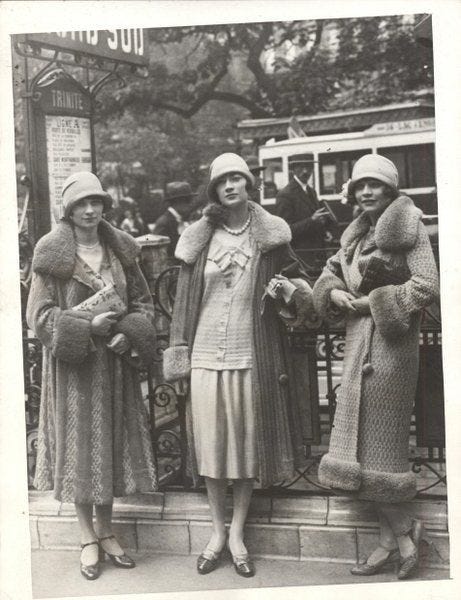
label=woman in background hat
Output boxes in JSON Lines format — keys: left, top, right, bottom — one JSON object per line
{"left": 163, "top": 153, "right": 316, "bottom": 578}
{"left": 26, "top": 171, "right": 158, "bottom": 580}
{"left": 313, "top": 154, "right": 439, "bottom": 579}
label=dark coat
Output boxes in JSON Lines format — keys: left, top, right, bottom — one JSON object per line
{"left": 162, "top": 202, "right": 317, "bottom": 487}
{"left": 26, "top": 220, "right": 158, "bottom": 504}
{"left": 313, "top": 196, "right": 439, "bottom": 503}
{"left": 275, "top": 179, "right": 325, "bottom": 254}
{"left": 152, "top": 210, "right": 181, "bottom": 257}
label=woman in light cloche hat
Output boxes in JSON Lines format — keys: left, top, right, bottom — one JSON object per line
{"left": 313, "top": 154, "right": 439, "bottom": 579}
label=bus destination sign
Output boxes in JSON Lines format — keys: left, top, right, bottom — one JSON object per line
{"left": 21, "top": 29, "right": 147, "bottom": 67}
{"left": 365, "top": 118, "right": 435, "bottom": 136}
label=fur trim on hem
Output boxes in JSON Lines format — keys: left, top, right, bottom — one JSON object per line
{"left": 114, "top": 313, "right": 157, "bottom": 366}
{"left": 318, "top": 454, "right": 361, "bottom": 491}
{"left": 163, "top": 345, "right": 191, "bottom": 382}
{"left": 313, "top": 271, "right": 347, "bottom": 319}
{"left": 52, "top": 310, "right": 92, "bottom": 364}
{"left": 358, "top": 468, "right": 417, "bottom": 503}
{"left": 369, "top": 285, "right": 409, "bottom": 339}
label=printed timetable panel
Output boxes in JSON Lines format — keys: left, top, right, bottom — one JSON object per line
{"left": 45, "top": 115, "right": 92, "bottom": 224}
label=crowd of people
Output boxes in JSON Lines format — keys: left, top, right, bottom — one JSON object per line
{"left": 26, "top": 151, "right": 438, "bottom": 583}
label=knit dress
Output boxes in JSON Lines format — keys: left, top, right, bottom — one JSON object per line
{"left": 190, "top": 227, "right": 257, "bottom": 479}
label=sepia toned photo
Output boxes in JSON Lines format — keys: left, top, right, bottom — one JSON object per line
{"left": 1, "top": 2, "right": 460, "bottom": 600}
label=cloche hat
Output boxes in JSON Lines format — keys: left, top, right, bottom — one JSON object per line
{"left": 207, "top": 153, "right": 254, "bottom": 202}
{"left": 345, "top": 154, "right": 399, "bottom": 203}
{"left": 60, "top": 171, "right": 112, "bottom": 220}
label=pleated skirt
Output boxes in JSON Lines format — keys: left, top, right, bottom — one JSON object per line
{"left": 190, "top": 368, "right": 258, "bottom": 479}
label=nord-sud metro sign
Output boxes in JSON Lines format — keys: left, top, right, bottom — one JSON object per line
{"left": 21, "top": 29, "right": 147, "bottom": 66}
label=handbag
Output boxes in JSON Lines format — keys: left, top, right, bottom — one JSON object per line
{"left": 358, "top": 255, "right": 410, "bottom": 295}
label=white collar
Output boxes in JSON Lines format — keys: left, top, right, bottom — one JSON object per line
{"left": 167, "top": 206, "right": 183, "bottom": 223}
{"left": 293, "top": 175, "right": 308, "bottom": 193}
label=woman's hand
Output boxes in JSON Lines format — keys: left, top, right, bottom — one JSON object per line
{"left": 330, "top": 289, "right": 357, "bottom": 313}
{"left": 90, "top": 311, "right": 118, "bottom": 336}
{"left": 266, "top": 275, "right": 297, "bottom": 302}
{"left": 350, "top": 296, "right": 371, "bottom": 315}
{"left": 107, "top": 332, "right": 130, "bottom": 354}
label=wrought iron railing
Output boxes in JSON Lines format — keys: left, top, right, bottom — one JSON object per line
{"left": 21, "top": 244, "right": 446, "bottom": 498}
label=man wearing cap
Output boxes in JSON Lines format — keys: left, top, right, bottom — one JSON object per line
{"left": 152, "top": 181, "right": 196, "bottom": 257}
{"left": 275, "top": 154, "right": 328, "bottom": 267}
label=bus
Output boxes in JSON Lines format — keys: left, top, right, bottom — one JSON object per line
{"left": 243, "top": 103, "right": 437, "bottom": 228}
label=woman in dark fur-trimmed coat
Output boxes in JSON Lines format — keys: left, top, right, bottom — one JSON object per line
{"left": 26, "top": 172, "right": 157, "bottom": 580}
{"left": 163, "top": 153, "right": 316, "bottom": 578}
{"left": 313, "top": 154, "right": 439, "bottom": 580}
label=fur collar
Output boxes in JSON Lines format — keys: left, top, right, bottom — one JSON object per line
{"left": 341, "top": 195, "right": 422, "bottom": 261}
{"left": 32, "top": 220, "right": 141, "bottom": 279}
{"left": 175, "top": 201, "right": 292, "bottom": 264}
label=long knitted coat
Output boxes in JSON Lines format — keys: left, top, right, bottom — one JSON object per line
{"left": 313, "top": 196, "right": 439, "bottom": 503}
{"left": 26, "top": 220, "right": 158, "bottom": 504}
{"left": 162, "top": 202, "right": 317, "bottom": 488}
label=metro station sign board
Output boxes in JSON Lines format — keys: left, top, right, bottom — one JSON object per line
{"left": 19, "top": 29, "right": 148, "bottom": 67}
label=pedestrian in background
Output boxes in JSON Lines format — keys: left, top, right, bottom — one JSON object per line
{"left": 275, "top": 154, "right": 329, "bottom": 268}
{"left": 245, "top": 155, "right": 266, "bottom": 204}
{"left": 313, "top": 154, "right": 439, "bottom": 579}
{"left": 163, "top": 153, "right": 316, "bottom": 578}
{"left": 26, "top": 171, "right": 158, "bottom": 581}
{"left": 152, "top": 181, "right": 196, "bottom": 258}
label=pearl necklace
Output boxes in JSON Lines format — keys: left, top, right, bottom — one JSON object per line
{"left": 222, "top": 214, "right": 251, "bottom": 236}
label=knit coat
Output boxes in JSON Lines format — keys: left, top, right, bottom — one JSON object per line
{"left": 162, "top": 202, "right": 317, "bottom": 487}
{"left": 313, "top": 196, "right": 439, "bottom": 503}
{"left": 26, "top": 220, "right": 158, "bottom": 504}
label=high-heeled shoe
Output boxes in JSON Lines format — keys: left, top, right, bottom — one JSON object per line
{"left": 350, "top": 547, "right": 400, "bottom": 576}
{"left": 196, "top": 546, "right": 225, "bottom": 575}
{"left": 227, "top": 541, "right": 255, "bottom": 578}
{"left": 397, "top": 519, "right": 424, "bottom": 580}
{"left": 98, "top": 535, "right": 136, "bottom": 569}
{"left": 80, "top": 540, "right": 100, "bottom": 580}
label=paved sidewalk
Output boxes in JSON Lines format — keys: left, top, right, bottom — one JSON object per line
{"left": 32, "top": 549, "right": 448, "bottom": 598}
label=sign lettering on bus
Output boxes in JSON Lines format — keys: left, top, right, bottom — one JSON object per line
{"left": 364, "top": 118, "right": 435, "bottom": 135}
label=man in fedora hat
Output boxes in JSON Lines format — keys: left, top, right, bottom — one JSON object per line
{"left": 275, "top": 153, "right": 329, "bottom": 268}
{"left": 152, "top": 181, "right": 196, "bottom": 257}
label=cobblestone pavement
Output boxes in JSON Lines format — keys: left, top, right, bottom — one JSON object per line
{"left": 31, "top": 549, "right": 448, "bottom": 598}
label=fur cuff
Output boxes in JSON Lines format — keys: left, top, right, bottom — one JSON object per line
{"left": 369, "top": 285, "right": 409, "bottom": 339}
{"left": 114, "top": 313, "right": 157, "bottom": 366}
{"left": 52, "top": 310, "right": 92, "bottom": 364}
{"left": 313, "top": 272, "right": 347, "bottom": 319}
{"left": 318, "top": 454, "right": 361, "bottom": 491}
{"left": 289, "top": 279, "right": 321, "bottom": 328}
{"left": 163, "top": 345, "right": 191, "bottom": 382}
{"left": 358, "top": 468, "right": 417, "bottom": 503}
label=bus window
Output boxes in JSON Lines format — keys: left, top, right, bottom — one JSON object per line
{"left": 378, "top": 144, "right": 435, "bottom": 188}
{"left": 319, "top": 150, "right": 371, "bottom": 194}
{"left": 262, "top": 157, "right": 283, "bottom": 199}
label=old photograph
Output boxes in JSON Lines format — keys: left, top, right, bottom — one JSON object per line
{"left": 1, "top": 2, "right": 460, "bottom": 600}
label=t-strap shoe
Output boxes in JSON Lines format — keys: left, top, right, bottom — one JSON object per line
{"left": 99, "top": 535, "right": 136, "bottom": 568}
{"left": 80, "top": 540, "right": 100, "bottom": 580}
{"left": 350, "top": 547, "right": 400, "bottom": 576}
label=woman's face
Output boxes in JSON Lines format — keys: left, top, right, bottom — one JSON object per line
{"left": 354, "top": 178, "right": 393, "bottom": 217}
{"left": 215, "top": 172, "right": 249, "bottom": 209}
{"left": 69, "top": 196, "right": 104, "bottom": 230}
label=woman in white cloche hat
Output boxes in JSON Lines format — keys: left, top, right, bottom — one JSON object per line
{"left": 163, "top": 153, "right": 317, "bottom": 578}
{"left": 313, "top": 154, "right": 439, "bottom": 580}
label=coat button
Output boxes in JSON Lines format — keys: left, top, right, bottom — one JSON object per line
{"left": 362, "top": 362, "right": 374, "bottom": 375}
{"left": 278, "top": 373, "right": 289, "bottom": 385}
